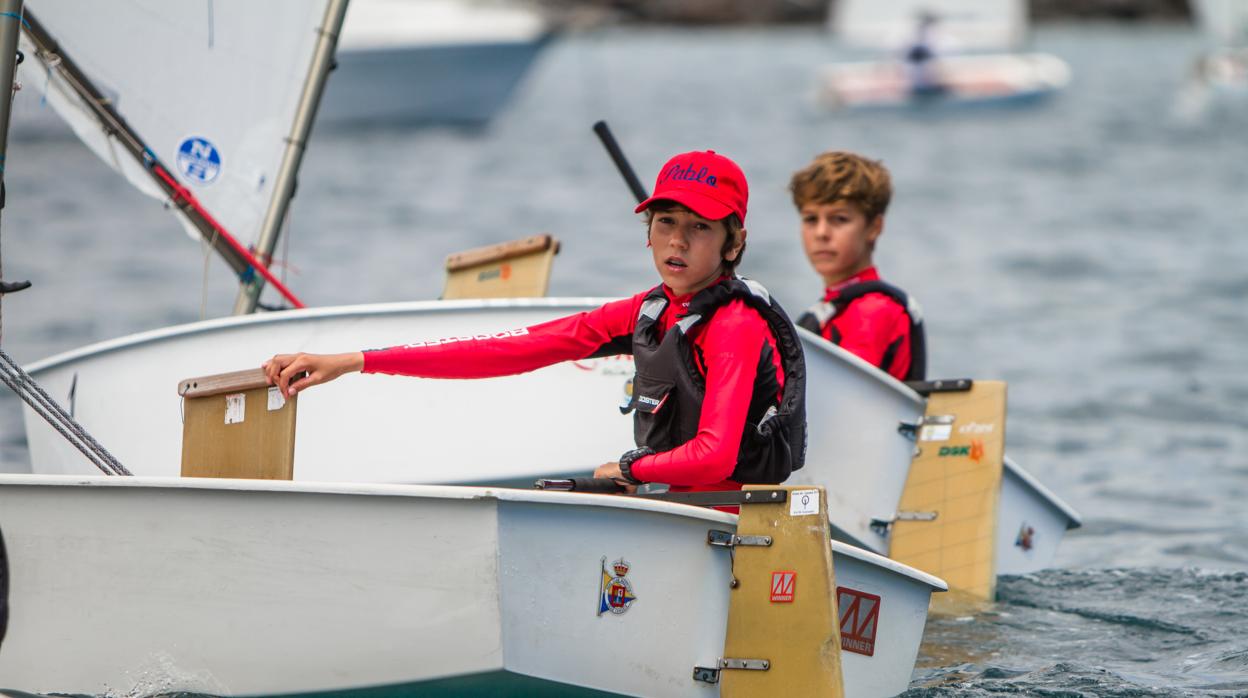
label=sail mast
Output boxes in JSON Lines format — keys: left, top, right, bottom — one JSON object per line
{"left": 232, "top": 0, "right": 349, "bottom": 315}
{"left": 0, "top": 0, "right": 132, "bottom": 476}
{"left": 0, "top": 0, "right": 28, "bottom": 340}
{"left": 19, "top": 10, "right": 306, "bottom": 310}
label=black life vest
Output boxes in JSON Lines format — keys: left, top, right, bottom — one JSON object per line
{"left": 620, "top": 278, "right": 807, "bottom": 484}
{"left": 796, "top": 280, "right": 927, "bottom": 382}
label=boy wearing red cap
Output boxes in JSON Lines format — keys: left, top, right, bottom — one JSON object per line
{"left": 264, "top": 151, "right": 807, "bottom": 493}
{"left": 790, "top": 151, "right": 926, "bottom": 382}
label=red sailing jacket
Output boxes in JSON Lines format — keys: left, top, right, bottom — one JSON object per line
{"left": 362, "top": 279, "right": 784, "bottom": 493}
{"left": 816, "top": 267, "right": 913, "bottom": 381}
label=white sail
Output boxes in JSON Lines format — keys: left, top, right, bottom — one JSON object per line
{"left": 830, "top": 0, "right": 1028, "bottom": 52}
{"left": 16, "top": 1, "right": 331, "bottom": 247}
{"left": 1191, "top": 0, "right": 1248, "bottom": 46}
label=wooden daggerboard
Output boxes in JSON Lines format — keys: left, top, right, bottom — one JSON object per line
{"left": 178, "top": 368, "right": 297, "bottom": 480}
{"left": 442, "top": 234, "right": 560, "bottom": 299}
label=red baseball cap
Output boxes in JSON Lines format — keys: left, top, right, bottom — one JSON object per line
{"left": 634, "top": 150, "right": 749, "bottom": 224}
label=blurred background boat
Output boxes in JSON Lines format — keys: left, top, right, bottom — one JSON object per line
{"left": 318, "top": 0, "right": 556, "bottom": 128}
{"left": 1176, "top": 0, "right": 1248, "bottom": 115}
{"left": 818, "top": 0, "right": 1072, "bottom": 109}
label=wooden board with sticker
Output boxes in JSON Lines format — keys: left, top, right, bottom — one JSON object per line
{"left": 890, "top": 380, "right": 1007, "bottom": 604}
{"left": 178, "top": 368, "right": 297, "bottom": 480}
{"left": 442, "top": 234, "right": 559, "bottom": 300}
{"left": 721, "top": 485, "right": 844, "bottom": 697}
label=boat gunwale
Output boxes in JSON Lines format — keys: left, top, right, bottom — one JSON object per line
{"left": 0, "top": 472, "right": 739, "bottom": 523}
{"left": 1003, "top": 456, "right": 1083, "bottom": 529}
{"left": 27, "top": 300, "right": 929, "bottom": 409}
{"left": 832, "top": 539, "right": 948, "bottom": 591}
{"left": 23, "top": 298, "right": 617, "bottom": 374}
{"left": 795, "top": 325, "right": 926, "bottom": 404}
{"left": 0, "top": 473, "right": 949, "bottom": 590}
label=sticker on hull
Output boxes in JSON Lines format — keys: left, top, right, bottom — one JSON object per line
{"left": 838, "top": 587, "right": 881, "bottom": 656}
{"left": 1016, "top": 522, "right": 1036, "bottom": 551}
{"left": 598, "top": 557, "right": 637, "bottom": 616}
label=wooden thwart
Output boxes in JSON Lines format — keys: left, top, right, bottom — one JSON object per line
{"left": 720, "top": 485, "right": 844, "bottom": 697}
{"left": 178, "top": 368, "right": 297, "bottom": 480}
{"left": 891, "top": 380, "right": 1007, "bottom": 604}
{"left": 442, "top": 234, "right": 560, "bottom": 300}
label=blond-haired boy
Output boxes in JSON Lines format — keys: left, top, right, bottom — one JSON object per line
{"left": 790, "top": 151, "right": 926, "bottom": 381}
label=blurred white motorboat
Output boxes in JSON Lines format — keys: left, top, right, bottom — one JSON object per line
{"left": 319, "top": 0, "right": 555, "bottom": 127}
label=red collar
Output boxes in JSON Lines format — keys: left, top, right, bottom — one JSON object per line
{"left": 663, "top": 275, "right": 731, "bottom": 309}
{"left": 823, "top": 267, "right": 880, "bottom": 301}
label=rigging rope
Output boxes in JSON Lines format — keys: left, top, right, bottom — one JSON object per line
{"left": 0, "top": 348, "right": 130, "bottom": 476}
{"left": 150, "top": 165, "right": 305, "bottom": 309}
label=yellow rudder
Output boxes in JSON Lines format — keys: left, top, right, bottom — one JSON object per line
{"left": 890, "top": 380, "right": 1007, "bottom": 606}
{"left": 720, "top": 485, "right": 844, "bottom": 697}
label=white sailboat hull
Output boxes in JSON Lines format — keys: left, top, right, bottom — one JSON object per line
{"left": 318, "top": 0, "right": 552, "bottom": 127}
{"left": 24, "top": 300, "right": 641, "bottom": 485}
{"left": 0, "top": 474, "right": 942, "bottom": 697}
{"left": 20, "top": 299, "right": 1078, "bottom": 565}
{"left": 831, "top": 543, "right": 944, "bottom": 696}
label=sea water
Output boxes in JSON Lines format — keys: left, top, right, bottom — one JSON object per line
{"left": 1, "top": 21, "right": 1246, "bottom": 697}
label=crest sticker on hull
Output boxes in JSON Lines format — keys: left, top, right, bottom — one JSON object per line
{"left": 598, "top": 557, "right": 637, "bottom": 616}
{"left": 176, "top": 136, "right": 223, "bottom": 185}
{"left": 1016, "top": 522, "right": 1036, "bottom": 551}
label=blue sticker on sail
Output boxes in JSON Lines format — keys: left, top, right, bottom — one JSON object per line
{"left": 176, "top": 136, "right": 222, "bottom": 185}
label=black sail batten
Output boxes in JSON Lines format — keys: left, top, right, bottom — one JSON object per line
{"left": 0, "top": 523, "right": 8, "bottom": 649}
{"left": 20, "top": 10, "right": 252, "bottom": 278}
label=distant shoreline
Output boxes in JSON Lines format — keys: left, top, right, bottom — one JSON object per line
{"left": 539, "top": 0, "right": 1193, "bottom": 25}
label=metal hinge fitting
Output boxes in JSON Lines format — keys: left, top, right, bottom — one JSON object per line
{"left": 693, "top": 658, "right": 771, "bottom": 684}
{"left": 707, "top": 529, "right": 773, "bottom": 548}
{"left": 870, "top": 510, "right": 939, "bottom": 535}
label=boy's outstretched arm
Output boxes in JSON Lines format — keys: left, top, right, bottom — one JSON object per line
{"left": 263, "top": 352, "right": 364, "bottom": 397}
